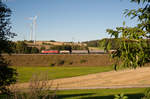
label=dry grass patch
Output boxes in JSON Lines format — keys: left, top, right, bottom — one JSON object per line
{"left": 17, "top": 67, "right": 150, "bottom": 89}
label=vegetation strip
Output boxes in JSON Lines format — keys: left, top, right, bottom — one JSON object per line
{"left": 56, "top": 88, "right": 146, "bottom": 99}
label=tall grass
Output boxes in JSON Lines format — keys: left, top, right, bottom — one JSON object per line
{"left": 3, "top": 73, "right": 58, "bottom": 99}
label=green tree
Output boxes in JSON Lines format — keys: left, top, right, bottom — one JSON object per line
{"left": 15, "top": 41, "right": 28, "bottom": 53}
{"left": 105, "top": 0, "right": 150, "bottom": 69}
{"left": 0, "top": 1, "right": 17, "bottom": 94}
{"left": 106, "top": 26, "right": 148, "bottom": 69}
{"left": 142, "top": 88, "right": 150, "bottom": 99}
{"left": 11, "top": 41, "right": 40, "bottom": 54}
{"left": 24, "top": 46, "right": 32, "bottom": 54}
{"left": 101, "top": 38, "right": 121, "bottom": 52}
{"left": 125, "top": 0, "right": 150, "bottom": 34}
{"left": 31, "top": 47, "right": 39, "bottom": 53}
{"left": 130, "top": 0, "right": 150, "bottom": 4}
{"left": 40, "top": 46, "right": 46, "bottom": 51}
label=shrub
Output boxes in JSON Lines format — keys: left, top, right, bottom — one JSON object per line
{"left": 0, "top": 57, "right": 17, "bottom": 94}
{"left": 31, "top": 47, "right": 39, "bottom": 53}
{"left": 7, "top": 73, "right": 57, "bottom": 99}
{"left": 50, "top": 63, "right": 55, "bottom": 67}
{"left": 114, "top": 93, "right": 128, "bottom": 99}
{"left": 80, "top": 59, "right": 87, "bottom": 63}
{"left": 57, "top": 60, "right": 65, "bottom": 66}
{"left": 142, "top": 88, "right": 150, "bottom": 99}
{"left": 68, "top": 61, "right": 73, "bottom": 65}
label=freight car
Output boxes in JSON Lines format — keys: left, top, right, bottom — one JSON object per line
{"left": 41, "top": 50, "right": 59, "bottom": 54}
{"left": 89, "top": 50, "right": 105, "bottom": 54}
{"left": 60, "top": 50, "right": 70, "bottom": 54}
{"left": 71, "top": 50, "right": 89, "bottom": 54}
{"left": 41, "top": 50, "right": 106, "bottom": 54}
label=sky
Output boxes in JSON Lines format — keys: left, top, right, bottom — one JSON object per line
{"left": 5, "top": 0, "right": 145, "bottom": 42}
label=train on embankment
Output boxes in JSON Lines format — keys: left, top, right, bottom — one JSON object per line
{"left": 41, "top": 50, "right": 106, "bottom": 54}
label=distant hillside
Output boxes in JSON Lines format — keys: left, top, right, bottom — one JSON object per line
{"left": 83, "top": 40, "right": 101, "bottom": 47}
{"left": 83, "top": 38, "right": 122, "bottom": 50}
{"left": 23, "top": 40, "right": 87, "bottom": 50}
{"left": 25, "top": 41, "right": 87, "bottom": 46}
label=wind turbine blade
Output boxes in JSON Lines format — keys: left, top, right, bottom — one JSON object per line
{"left": 33, "top": 16, "right": 38, "bottom": 20}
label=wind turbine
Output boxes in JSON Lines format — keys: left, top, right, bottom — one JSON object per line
{"left": 28, "top": 16, "right": 38, "bottom": 44}
{"left": 29, "top": 23, "right": 33, "bottom": 41}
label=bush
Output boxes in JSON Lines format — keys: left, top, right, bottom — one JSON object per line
{"left": 57, "top": 60, "right": 65, "bottom": 66}
{"left": 0, "top": 57, "right": 17, "bottom": 94}
{"left": 68, "top": 61, "right": 73, "bottom": 65}
{"left": 142, "top": 88, "right": 150, "bottom": 99}
{"left": 6, "top": 73, "right": 57, "bottom": 99}
{"left": 50, "top": 63, "right": 55, "bottom": 67}
{"left": 40, "top": 46, "right": 46, "bottom": 51}
{"left": 80, "top": 59, "right": 87, "bottom": 63}
{"left": 114, "top": 93, "right": 128, "bottom": 99}
{"left": 31, "top": 47, "right": 39, "bottom": 53}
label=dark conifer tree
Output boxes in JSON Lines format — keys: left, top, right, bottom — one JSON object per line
{"left": 0, "top": 1, "right": 17, "bottom": 94}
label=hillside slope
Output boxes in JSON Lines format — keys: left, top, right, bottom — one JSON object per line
{"left": 3, "top": 54, "right": 113, "bottom": 66}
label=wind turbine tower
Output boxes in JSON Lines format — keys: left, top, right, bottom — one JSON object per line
{"left": 28, "top": 16, "right": 38, "bottom": 44}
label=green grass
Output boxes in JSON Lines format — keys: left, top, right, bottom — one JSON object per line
{"left": 57, "top": 88, "right": 146, "bottom": 99}
{"left": 13, "top": 66, "right": 113, "bottom": 83}
{"left": 0, "top": 88, "right": 147, "bottom": 99}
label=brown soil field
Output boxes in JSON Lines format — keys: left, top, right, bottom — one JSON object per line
{"left": 3, "top": 54, "right": 114, "bottom": 67}
{"left": 15, "top": 66, "right": 150, "bottom": 90}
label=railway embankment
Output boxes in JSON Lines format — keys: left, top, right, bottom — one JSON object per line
{"left": 3, "top": 54, "right": 114, "bottom": 67}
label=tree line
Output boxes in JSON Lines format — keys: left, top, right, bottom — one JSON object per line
{"left": 50, "top": 44, "right": 88, "bottom": 51}
{"left": 9, "top": 41, "right": 39, "bottom": 54}
{"left": 4, "top": 41, "right": 89, "bottom": 54}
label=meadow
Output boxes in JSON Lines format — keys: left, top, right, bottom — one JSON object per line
{"left": 8, "top": 64, "right": 150, "bottom": 99}
{"left": 3, "top": 66, "right": 149, "bottom": 99}
{"left": 14, "top": 66, "right": 113, "bottom": 83}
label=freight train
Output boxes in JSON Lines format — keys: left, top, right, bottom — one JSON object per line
{"left": 41, "top": 50, "right": 105, "bottom": 54}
